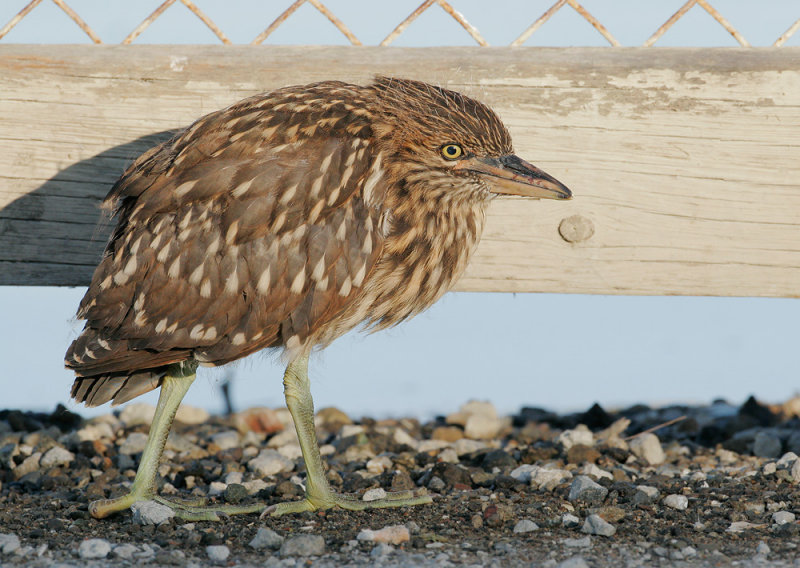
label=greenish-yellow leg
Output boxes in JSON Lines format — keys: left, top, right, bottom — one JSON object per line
{"left": 89, "top": 362, "right": 265, "bottom": 521}
{"left": 266, "top": 355, "right": 432, "bottom": 516}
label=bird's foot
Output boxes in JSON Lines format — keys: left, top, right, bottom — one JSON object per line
{"left": 90, "top": 492, "right": 266, "bottom": 521}
{"left": 263, "top": 488, "right": 432, "bottom": 517}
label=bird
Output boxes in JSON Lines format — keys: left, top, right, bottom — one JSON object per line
{"left": 65, "top": 77, "right": 571, "bottom": 521}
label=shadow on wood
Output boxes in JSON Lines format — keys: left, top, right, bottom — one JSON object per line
{"left": 0, "top": 130, "right": 178, "bottom": 286}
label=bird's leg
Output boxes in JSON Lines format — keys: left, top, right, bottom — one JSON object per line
{"left": 266, "top": 355, "right": 432, "bottom": 516}
{"left": 90, "top": 362, "right": 265, "bottom": 521}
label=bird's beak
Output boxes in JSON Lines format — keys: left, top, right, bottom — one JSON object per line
{"left": 461, "top": 155, "right": 572, "bottom": 200}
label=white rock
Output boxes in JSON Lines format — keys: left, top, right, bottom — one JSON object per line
{"left": 79, "top": 539, "right": 111, "bottom": 559}
{"left": 366, "top": 456, "right": 393, "bottom": 474}
{"left": 727, "top": 521, "right": 760, "bottom": 533}
{"left": 248, "top": 449, "right": 294, "bottom": 477}
{"left": 118, "top": 403, "right": 156, "bottom": 427}
{"left": 242, "top": 479, "right": 268, "bottom": 495}
{"left": 663, "top": 494, "right": 689, "bottom": 510}
{"left": 14, "top": 452, "right": 41, "bottom": 478}
{"left": 175, "top": 405, "right": 209, "bottom": 425}
{"left": 581, "top": 514, "right": 616, "bottom": 537}
{"left": 131, "top": 500, "right": 175, "bottom": 525}
{"left": 562, "top": 513, "right": 581, "bottom": 528}
{"left": 362, "top": 488, "right": 387, "bottom": 502}
{"left": 40, "top": 447, "right": 74, "bottom": 468}
{"left": 112, "top": 543, "right": 139, "bottom": 560}
{"left": 206, "top": 545, "right": 230, "bottom": 563}
{"left": 277, "top": 443, "right": 303, "bottom": 460}
{"left": 417, "top": 440, "right": 450, "bottom": 453}
{"left": 249, "top": 527, "right": 284, "bottom": 550}
{"left": 635, "top": 485, "right": 660, "bottom": 500}
{"left": 340, "top": 424, "right": 365, "bottom": 437}
{"left": 557, "top": 425, "right": 594, "bottom": 450}
{"left": 557, "top": 556, "right": 590, "bottom": 568}
{"left": 280, "top": 535, "right": 325, "bottom": 557}
{"left": 393, "top": 428, "right": 418, "bottom": 450}
{"left": 581, "top": 463, "right": 612, "bottom": 480}
{"left": 207, "top": 481, "right": 227, "bottom": 496}
{"left": 453, "top": 438, "right": 488, "bottom": 456}
{"left": 356, "top": 525, "right": 410, "bottom": 545}
{"left": 531, "top": 467, "right": 572, "bottom": 492}
{"left": 438, "top": 448, "right": 459, "bottom": 464}
{"left": 210, "top": 430, "right": 240, "bottom": 451}
{"left": 756, "top": 541, "right": 771, "bottom": 556}
{"left": 513, "top": 519, "right": 539, "bottom": 533}
{"left": 0, "top": 533, "right": 21, "bottom": 555}
{"left": 224, "top": 471, "right": 243, "bottom": 485}
{"left": 75, "top": 422, "right": 114, "bottom": 442}
{"left": 464, "top": 414, "right": 505, "bottom": 440}
{"left": 763, "top": 462, "right": 777, "bottom": 475}
{"left": 267, "top": 428, "right": 300, "bottom": 448}
{"left": 119, "top": 432, "right": 149, "bottom": 455}
{"left": 629, "top": 433, "right": 666, "bottom": 466}
{"left": 510, "top": 464, "right": 537, "bottom": 483}
{"left": 562, "top": 536, "right": 592, "bottom": 548}
{"left": 776, "top": 451, "right": 798, "bottom": 466}
{"left": 772, "top": 511, "right": 796, "bottom": 525}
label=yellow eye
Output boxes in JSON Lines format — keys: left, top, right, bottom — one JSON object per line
{"left": 440, "top": 144, "right": 464, "bottom": 160}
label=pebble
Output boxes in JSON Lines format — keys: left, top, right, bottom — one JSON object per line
{"left": 175, "top": 405, "right": 210, "bottom": 425}
{"left": 131, "top": 500, "right": 175, "bottom": 525}
{"left": 78, "top": 538, "right": 111, "bottom": 559}
{"left": 663, "top": 494, "right": 689, "bottom": 510}
{"left": 633, "top": 485, "right": 660, "bottom": 504}
{"left": 249, "top": 527, "right": 285, "bottom": 550}
{"left": 464, "top": 414, "right": 506, "bottom": 440}
{"left": 112, "top": 544, "right": 139, "bottom": 560}
{"left": 562, "top": 513, "right": 581, "bottom": 528}
{"left": 727, "top": 521, "right": 760, "bottom": 533}
{"left": 362, "top": 487, "right": 387, "bottom": 501}
{"left": 557, "top": 556, "right": 590, "bottom": 568}
{"left": 370, "top": 542, "right": 394, "bottom": 558}
{"left": 248, "top": 449, "right": 295, "bottom": 476}
{"left": 119, "top": 432, "right": 149, "bottom": 455}
{"left": 512, "top": 519, "right": 539, "bottom": 533}
{"left": 40, "top": 446, "right": 74, "bottom": 468}
{"left": 772, "top": 511, "right": 795, "bottom": 525}
{"left": 209, "top": 430, "right": 240, "bottom": 451}
{"left": 628, "top": 433, "right": 666, "bottom": 465}
{"left": 557, "top": 425, "right": 594, "bottom": 450}
{"left": 118, "top": 403, "right": 155, "bottom": 426}
{"left": 582, "top": 514, "right": 616, "bottom": 537}
{"left": 366, "top": 455, "right": 392, "bottom": 474}
{"left": 280, "top": 535, "right": 325, "bottom": 557}
{"left": 0, "top": 533, "right": 21, "bottom": 555}
{"left": 753, "top": 431, "right": 782, "bottom": 458}
{"left": 568, "top": 476, "right": 608, "bottom": 504}
{"left": 206, "top": 545, "right": 230, "bottom": 563}
{"left": 563, "top": 536, "right": 592, "bottom": 548}
{"left": 357, "top": 525, "right": 410, "bottom": 545}
{"left": 531, "top": 466, "right": 572, "bottom": 491}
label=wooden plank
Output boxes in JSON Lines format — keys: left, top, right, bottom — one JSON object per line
{"left": 0, "top": 45, "right": 798, "bottom": 295}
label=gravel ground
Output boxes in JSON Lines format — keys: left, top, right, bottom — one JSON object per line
{"left": 2, "top": 396, "right": 800, "bottom": 567}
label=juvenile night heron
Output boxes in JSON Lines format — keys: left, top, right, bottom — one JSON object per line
{"left": 66, "top": 77, "right": 571, "bottom": 520}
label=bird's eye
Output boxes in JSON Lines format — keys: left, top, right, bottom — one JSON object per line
{"left": 440, "top": 144, "right": 464, "bottom": 160}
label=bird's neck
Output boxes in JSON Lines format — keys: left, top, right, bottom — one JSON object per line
{"left": 364, "top": 181, "right": 488, "bottom": 329}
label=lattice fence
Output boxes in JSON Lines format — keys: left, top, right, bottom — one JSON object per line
{"left": 1, "top": 0, "right": 798, "bottom": 46}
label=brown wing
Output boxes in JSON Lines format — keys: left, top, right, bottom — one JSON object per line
{"left": 67, "top": 83, "right": 387, "bottom": 405}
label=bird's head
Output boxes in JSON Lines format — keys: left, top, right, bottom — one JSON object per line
{"left": 371, "top": 77, "right": 571, "bottom": 203}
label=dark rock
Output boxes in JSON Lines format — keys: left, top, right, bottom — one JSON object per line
{"left": 481, "top": 449, "right": 517, "bottom": 470}
{"left": 431, "top": 463, "right": 472, "bottom": 488}
{"left": 739, "top": 396, "right": 777, "bottom": 427}
{"left": 223, "top": 483, "right": 248, "bottom": 504}
{"left": 579, "top": 403, "right": 614, "bottom": 429}
{"left": 390, "top": 470, "right": 415, "bottom": 492}
{"left": 275, "top": 480, "right": 303, "bottom": 498}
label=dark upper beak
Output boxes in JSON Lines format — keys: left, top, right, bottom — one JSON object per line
{"left": 460, "top": 154, "right": 572, "bottom": 200}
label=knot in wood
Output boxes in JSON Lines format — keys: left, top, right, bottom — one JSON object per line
{"left": 558, "top": 214, "right": 594, "bottom": 243}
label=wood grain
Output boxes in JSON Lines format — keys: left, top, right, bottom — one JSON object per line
{"left": 1, "top": 45, "right": 798, "bottom": 296}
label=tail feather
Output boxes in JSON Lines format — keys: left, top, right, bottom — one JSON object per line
{"left": 71, "top": 371, "right": 164, "bottom": 407}
{"left": 66, "top": 327, "right": 191, "bottom": 407}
